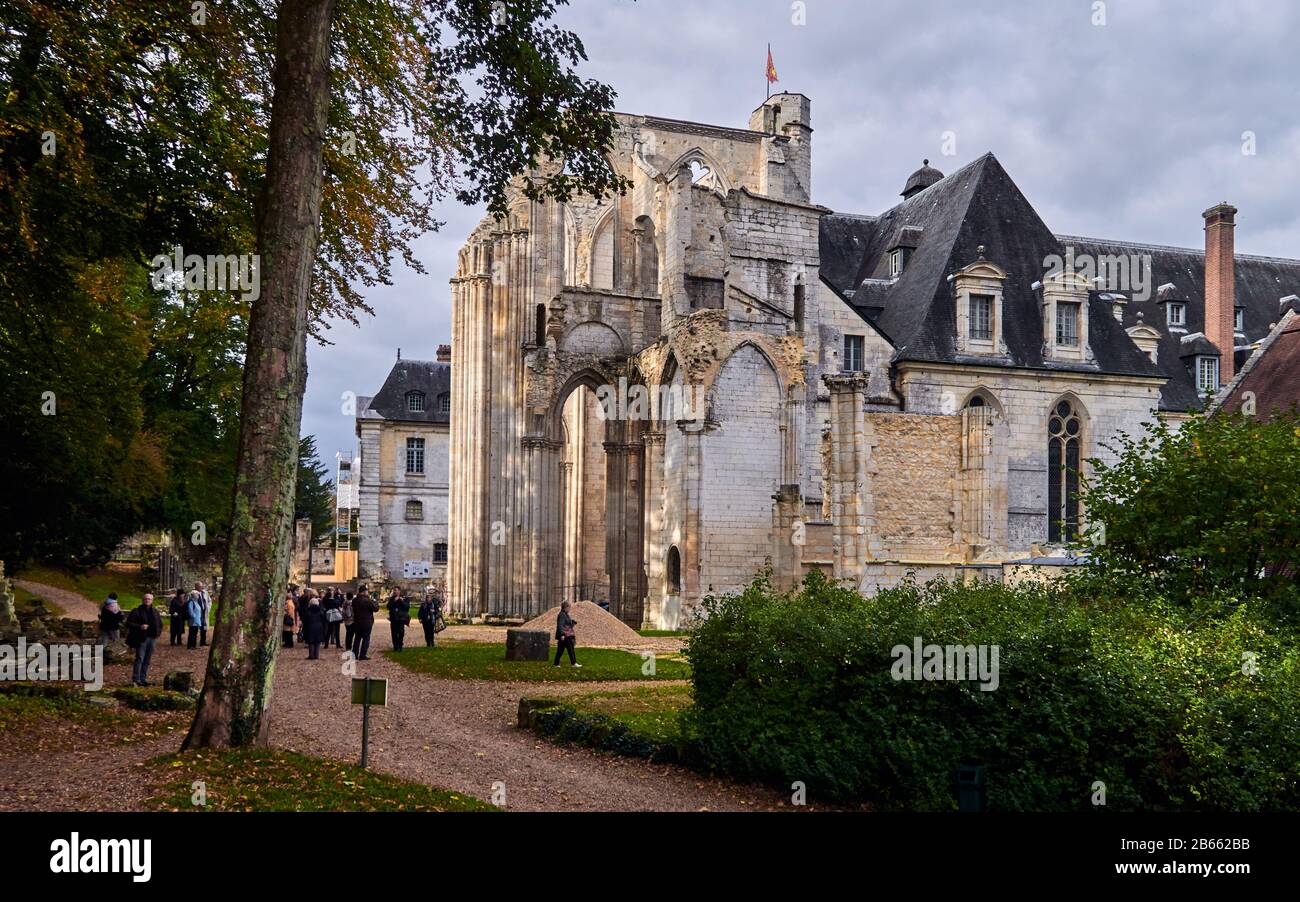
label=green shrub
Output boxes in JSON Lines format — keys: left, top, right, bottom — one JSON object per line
{"left": 684, "top": 571, "right": 1299, "bottom": 810}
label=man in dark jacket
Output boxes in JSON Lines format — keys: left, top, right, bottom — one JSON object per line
{"left": 417, "top": 592, "right": 442, "bottom": 648}
{"left": 321, "top": 589, "right": 343, "bottom": 649}
{"left": 350, "top": 589, "right": 379, "bottom": 660}
{"left": 125, "top": 594, "right": 163, "bottom": 686}
{"left": 167, "top": 589, "right": 186, "bottom": 645}
{"left": 387, "top": 591, "right": 410, "bottom": 652}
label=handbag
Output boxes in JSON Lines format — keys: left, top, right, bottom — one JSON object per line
{"left": 433, "top": 615, "right": 447, "bottom": 633}
{"left": 326, "top": 607, "right": 343, "bottom": 623}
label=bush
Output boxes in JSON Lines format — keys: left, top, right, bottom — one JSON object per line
{"left": 684, "top": 571, "right": 1299, "bottom": 810}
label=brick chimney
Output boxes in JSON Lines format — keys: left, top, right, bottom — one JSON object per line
{"left": 436, "top": 343, "right": 451, "bottom": 363}
{"left": 1203, "top": 202, "right": 1238, "bottom": 384}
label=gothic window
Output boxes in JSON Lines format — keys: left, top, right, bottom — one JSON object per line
{"left": 1047, "top": 400, "right": 1082, "bottom": 543}
{"left": 406, "top": 437, "right": 425, "bottom": 474}
{"left": 843, "top": 335, "right": 864, "bottom": 372}
{"left": 969, "top": 295, "right": 993, "bottom": 340}
{"left": 406, "top": 391, "right": 425, "bottom": 413}
{"left": 666, "top": 545, "right": 682, "bottom": 595}
{"left": 405, "top": 500, "right": 423, "bottom": 521}
{"left": 433, "top": 542, "right": 448, "bottom": 564}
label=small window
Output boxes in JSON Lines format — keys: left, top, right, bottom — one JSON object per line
{"left": 793, "top": 281, "right": 805, "bottom": 332}
{"left": 843, "top": 334, "right": 865, "bottom": 372}
{"left": 406, "top": 391, "right": 425, "bottom": 413}
{"left": 666, "top": 545, "right": 682, "bottom": 594}
{"left": 1056, "top": 302, "right": 1080, "bottom": 347}
{"left": 405, "top": 500, "right": 423, "bottom": 521}
{"left": 406, "top": 437, "right": 425, "bottom": 474}
{"left": 1167, "top": 302, "right": 1186, "bottom": 326}
{"left": 438, "top": 393, "right": 450, "bottom": 414}
{"left": 1197, "top": 356, "right": 1219, "bottom": 394}
{"left": 1234, "top": 308, "right": 1244, "bottom": 332}
{"left": 888, "top": 248, "right": 906, "bottom": 277}
{"left": 433, "top": 542, "right": 448, "bottom": 564}
{"left": 969, "top": 294, "right": 993, "bottom": 341}
{"left": 535, "top": 303, "right": 547, "bottom": 346}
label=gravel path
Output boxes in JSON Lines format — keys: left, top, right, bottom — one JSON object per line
{"left": 12, "top": 580, "right": 102, "bottom": 621}
{"left": 266, "top": 625, "right": 791, "bottom": 811}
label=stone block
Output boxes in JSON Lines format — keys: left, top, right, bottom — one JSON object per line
{"left": 505, "top": 629, "right": 550, "bottom": 662}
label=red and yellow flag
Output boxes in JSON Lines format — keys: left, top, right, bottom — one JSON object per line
{"left": 766, "top": 44, "right": 778, "bottom": 84}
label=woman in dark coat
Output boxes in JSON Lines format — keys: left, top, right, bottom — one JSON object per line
{"left": 321, "top": 588, "right": 343, "bottom": 649}
{"left": 300, "top": 596, "right": 328, "bottom": 660}
{"left": 167, "top": 589, "right": 187, "bottom": 645}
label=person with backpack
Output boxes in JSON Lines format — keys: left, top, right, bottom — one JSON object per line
{"left": 322, "top": 588, "right": 343, "bottom": 648}
{"left": 98, "top": 593, "right": 124, "bottom": 645}
{"left": 417, "top": 592, "right": 443, "bottom": 648}
{"left": 192, "top": 581, "right": 212, "bottom": 646}
{"left": 125, "top": 594, "right": 163, "bottom": 686}
{"left": 341, "top": 591, "right": 356, "bottom": 653}
{"left": 553, "top": 600, "right": 581, "bottom": 668}
{"left": 300, "top": 595, "right": 328, "bottom": 660}
{"left": 167, "top": 588, "right": 186, "bottom": 645}
{"left": 185, "top": 590, "right": 205, "bottom": 649}
{"left": 387, "top": 589, "right": 410, "bottom": 652}
{"left": 350, "top": 588, "right": 379, "bottom": 660}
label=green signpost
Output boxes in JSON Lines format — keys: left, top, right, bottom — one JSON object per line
{"left": 351, "top": 677, "right": 388, "bottom": 768}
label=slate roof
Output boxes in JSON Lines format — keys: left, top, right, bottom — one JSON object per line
{"left": 1213, "top": 310, "right": 1300, "bottom": 421}
{"left": 819, "top": 153, "right": 1300, "bottom": 411}
{"left": 364, "top": 359, "right": 451, "bottom": 424}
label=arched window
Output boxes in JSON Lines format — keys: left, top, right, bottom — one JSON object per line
{"left": 666, "top": 545, "right": 682, "bottom": 595}
{"left": 406, "top": 391, "right": 425, "bottom": 413}
{"left": 635, "top": 215, "right": 658, "bottom": 295}
{"left": 1047, "top": 400, "right": 1082, "bottom": 543}
{"left": 405, "top": 499, "right": 423, "bottom": 521}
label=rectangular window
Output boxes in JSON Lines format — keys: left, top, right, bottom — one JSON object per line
{"left": 1197, "top": 356, "right": 1219, "bottom": 394}
{"left": 889, "top": 248, "right": 904, "bottom": 277}
{"left": 843, "top": 334, "right": 864, "bottom": 372}
{"left": 1056, "top": 302, "right": 1079, "bottom": 347}
{"left": 407, "top": 392, "right": 424, "bottom": 413}
{"left": 969, "top": 295, "right": 993, "bottom": 341}
{"left": 433, "top": 542, "right": 448, "bottom": 564}
{"left": 1234, "top": 307, "right": 1244, "bottom": 332}
{"left": 406, "top": 437, "right": 425, "bottom": 474}
{"left": 1167, "top": 302, "right": 1185, "bottom": 326}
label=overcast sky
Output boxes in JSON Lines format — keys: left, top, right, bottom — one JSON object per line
{"left": 302, "top": 0, "right": 1300, "bottom": 467}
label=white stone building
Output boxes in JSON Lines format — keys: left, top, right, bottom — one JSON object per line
{"left": 356, "top": 346, "right": 452, "bottom": 588}
{"left": 445, "top": 93, "right": 1300, "bottom": 628}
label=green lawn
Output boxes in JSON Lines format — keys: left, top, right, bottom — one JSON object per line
{"left": 562, "top": 684, "right": 693, "bottom": 744}
{"left": 385, "top": 640, "right": 689, "bottom": 681}
{"left": 12, "top": 583, "right": 64, "bottom": 617}
{"left": 637, "top": 628, "right": 688, "bottom": 637}
{"left": 146, "top": 748, "right": 495, "bottom": 812}
{"left": 17, "top": 565, "right": 145, "bottom": 609}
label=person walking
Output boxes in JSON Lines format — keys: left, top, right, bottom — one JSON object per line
{"left": 341, "top": 591, "right": 356, "bottom": 654}
{"left": 351, "top": 587, "right": 379, "bottom": 660}
{"left": 301, "top": 595, "right": 327, "bottom": 660}
{"left": 322, "top": 589, "right": 343, "bottom": 649}
{"left": 98, "top": 593, "right": 124, "bottom": 645}
{"left": 125, "top": 593, "right": 163, "bottom": 686}
{"left": 417, "top": 592, "right": 442, "bottom": 648}
{"left": 185, "top": 589, "right": 205, "bottom": 649}
{"left": 167, "top": 588, "right": 186, "bottom": 645}
{"left": 281, "top": 591, "right": 296, "bottom": 648}
{"left": 193, "top": 581, "right": 211, "bottom": 646}
{"left": 553, "top": 600, "right": 581, "bottom": 668}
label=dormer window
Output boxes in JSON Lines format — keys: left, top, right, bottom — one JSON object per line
{"left": 406, "top": 391, "right": 426, "bottom": 413}
{"left": 889, "top": 248, "right": 906, "bottom": 277}
{"left": 438, "top": 392, "right": 450, "bottom": 414}
{"left": 1167, "top": 302, "right": 1186, "bottom": 327}
{"left": 1196, "top": 356, "right": 1219, "bottom": 394}
{"left": 969, "top": 295, "right": 993, "bottom": 340}
{"left": 1055, "top": 302, "right": 1080, "bottom": 347}
{"left": 1234, "top": 307, "right": 1244, "bottom": 333}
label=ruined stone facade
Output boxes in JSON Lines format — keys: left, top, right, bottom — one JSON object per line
{"left": 445, "top": 93, "right": 1300, "bottom": 627}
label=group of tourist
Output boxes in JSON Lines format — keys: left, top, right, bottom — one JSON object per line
{"left": 96, "top": 582, "right": 212, "bottom": 687}
{"left": 96, "top": 578, "right": 450, "bottom": 687}
{"left": 280, "top": 583, "right": 445, "bottom": 661}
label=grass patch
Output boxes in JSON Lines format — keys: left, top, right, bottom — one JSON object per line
{"left": 17, "top": 565, "right": 144, "bottom": 610}
{"left": 563, "top": 684, "right": 693, "bottom": 744}
{"left": 637, "top": 628, "right": 687, "bottom": 637}
{"left": 0, "top": 690, "right": 189, "bottom": 755}
{"left": 386, "top": 640, "right": 689, "bottom": 681}
{"left": 145, "top": 748, "right": 495, "bottom": 812}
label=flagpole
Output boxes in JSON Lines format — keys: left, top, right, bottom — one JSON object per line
{"left": 766, "top": 43, "right": 771, "bottom": 101}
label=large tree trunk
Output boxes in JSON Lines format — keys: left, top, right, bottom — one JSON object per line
{"left": 184, "top": 0, "right": 338, "bottom": 748}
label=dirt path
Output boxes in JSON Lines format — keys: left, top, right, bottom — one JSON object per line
{"left": 12, "top": 580, "right": 102, "bottom": 621}
{"left": 267, "top": 626, "right": 791, "bottom": 811}
{"left": 1, "top": 622, "right": 794, "bottom": 813}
